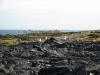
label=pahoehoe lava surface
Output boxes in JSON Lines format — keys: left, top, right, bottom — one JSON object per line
{"left": 0, "top": 38, "right": 100, "bottom": 75}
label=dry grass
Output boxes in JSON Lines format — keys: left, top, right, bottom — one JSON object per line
{"left": 0, "top": 39, "right": 18, "bottom": 46}
{"left": 1, "top": 30, "right": 100, "bottom": 45}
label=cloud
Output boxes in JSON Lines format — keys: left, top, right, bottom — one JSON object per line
{"left": 0, "top": 0, "right": 100, "bottom": 30}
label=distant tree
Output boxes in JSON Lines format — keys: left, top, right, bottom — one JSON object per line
{"left": 54, "top": 30, "right": 60, "bottom": 33}
{"left": 48, "top": 30, "right": 53, "bottom": 33}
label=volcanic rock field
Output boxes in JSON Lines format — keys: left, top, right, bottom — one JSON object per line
{"left": 0, "top": 38, "right": 100, "bottom": 75}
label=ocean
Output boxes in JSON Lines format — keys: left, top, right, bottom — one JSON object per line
{"left": 0, "top": 30, "right": 79, "bottom": 35}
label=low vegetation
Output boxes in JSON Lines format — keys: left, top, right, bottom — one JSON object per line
{"left": 76, "top": 30, "right": 100, "bottom": 41}
{"left": 0, "top": 30, "right": 100, "bottom": 45}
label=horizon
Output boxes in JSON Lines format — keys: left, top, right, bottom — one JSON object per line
{"left": 0, "top": 0, "right": 100, "bottom": 30}
{"left": 0, "top": 27, "right": 100, "bottom": 31}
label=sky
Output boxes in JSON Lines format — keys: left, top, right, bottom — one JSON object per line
{"left": 0, "top": 0, "right": 100, "bottom": 30}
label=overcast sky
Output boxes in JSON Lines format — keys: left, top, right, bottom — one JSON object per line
{"left": 0, "top": 0, "right": 100, "bottom": 30}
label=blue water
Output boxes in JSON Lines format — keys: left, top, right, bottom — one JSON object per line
{"left": 0, "top": 30, "right": 28, "bottom": 35}
{"left": 0, "top": 30, "right": 79, "bottom": 35}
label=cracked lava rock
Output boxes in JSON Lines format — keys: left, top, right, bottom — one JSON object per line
{"left": 0, "top": 38, "right": 100, "bottom": 75}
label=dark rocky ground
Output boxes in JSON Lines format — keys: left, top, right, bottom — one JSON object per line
{"left": 0, "top": 38, "right": 100, "bottom": 75}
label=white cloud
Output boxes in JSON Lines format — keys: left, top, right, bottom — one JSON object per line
{"left": 0, "top": 0, "right": 100, "bottom": 30}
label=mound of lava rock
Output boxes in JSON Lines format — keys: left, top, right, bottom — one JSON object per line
{"left": 0, "top": 38, "right": 100, "bottom": 75}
